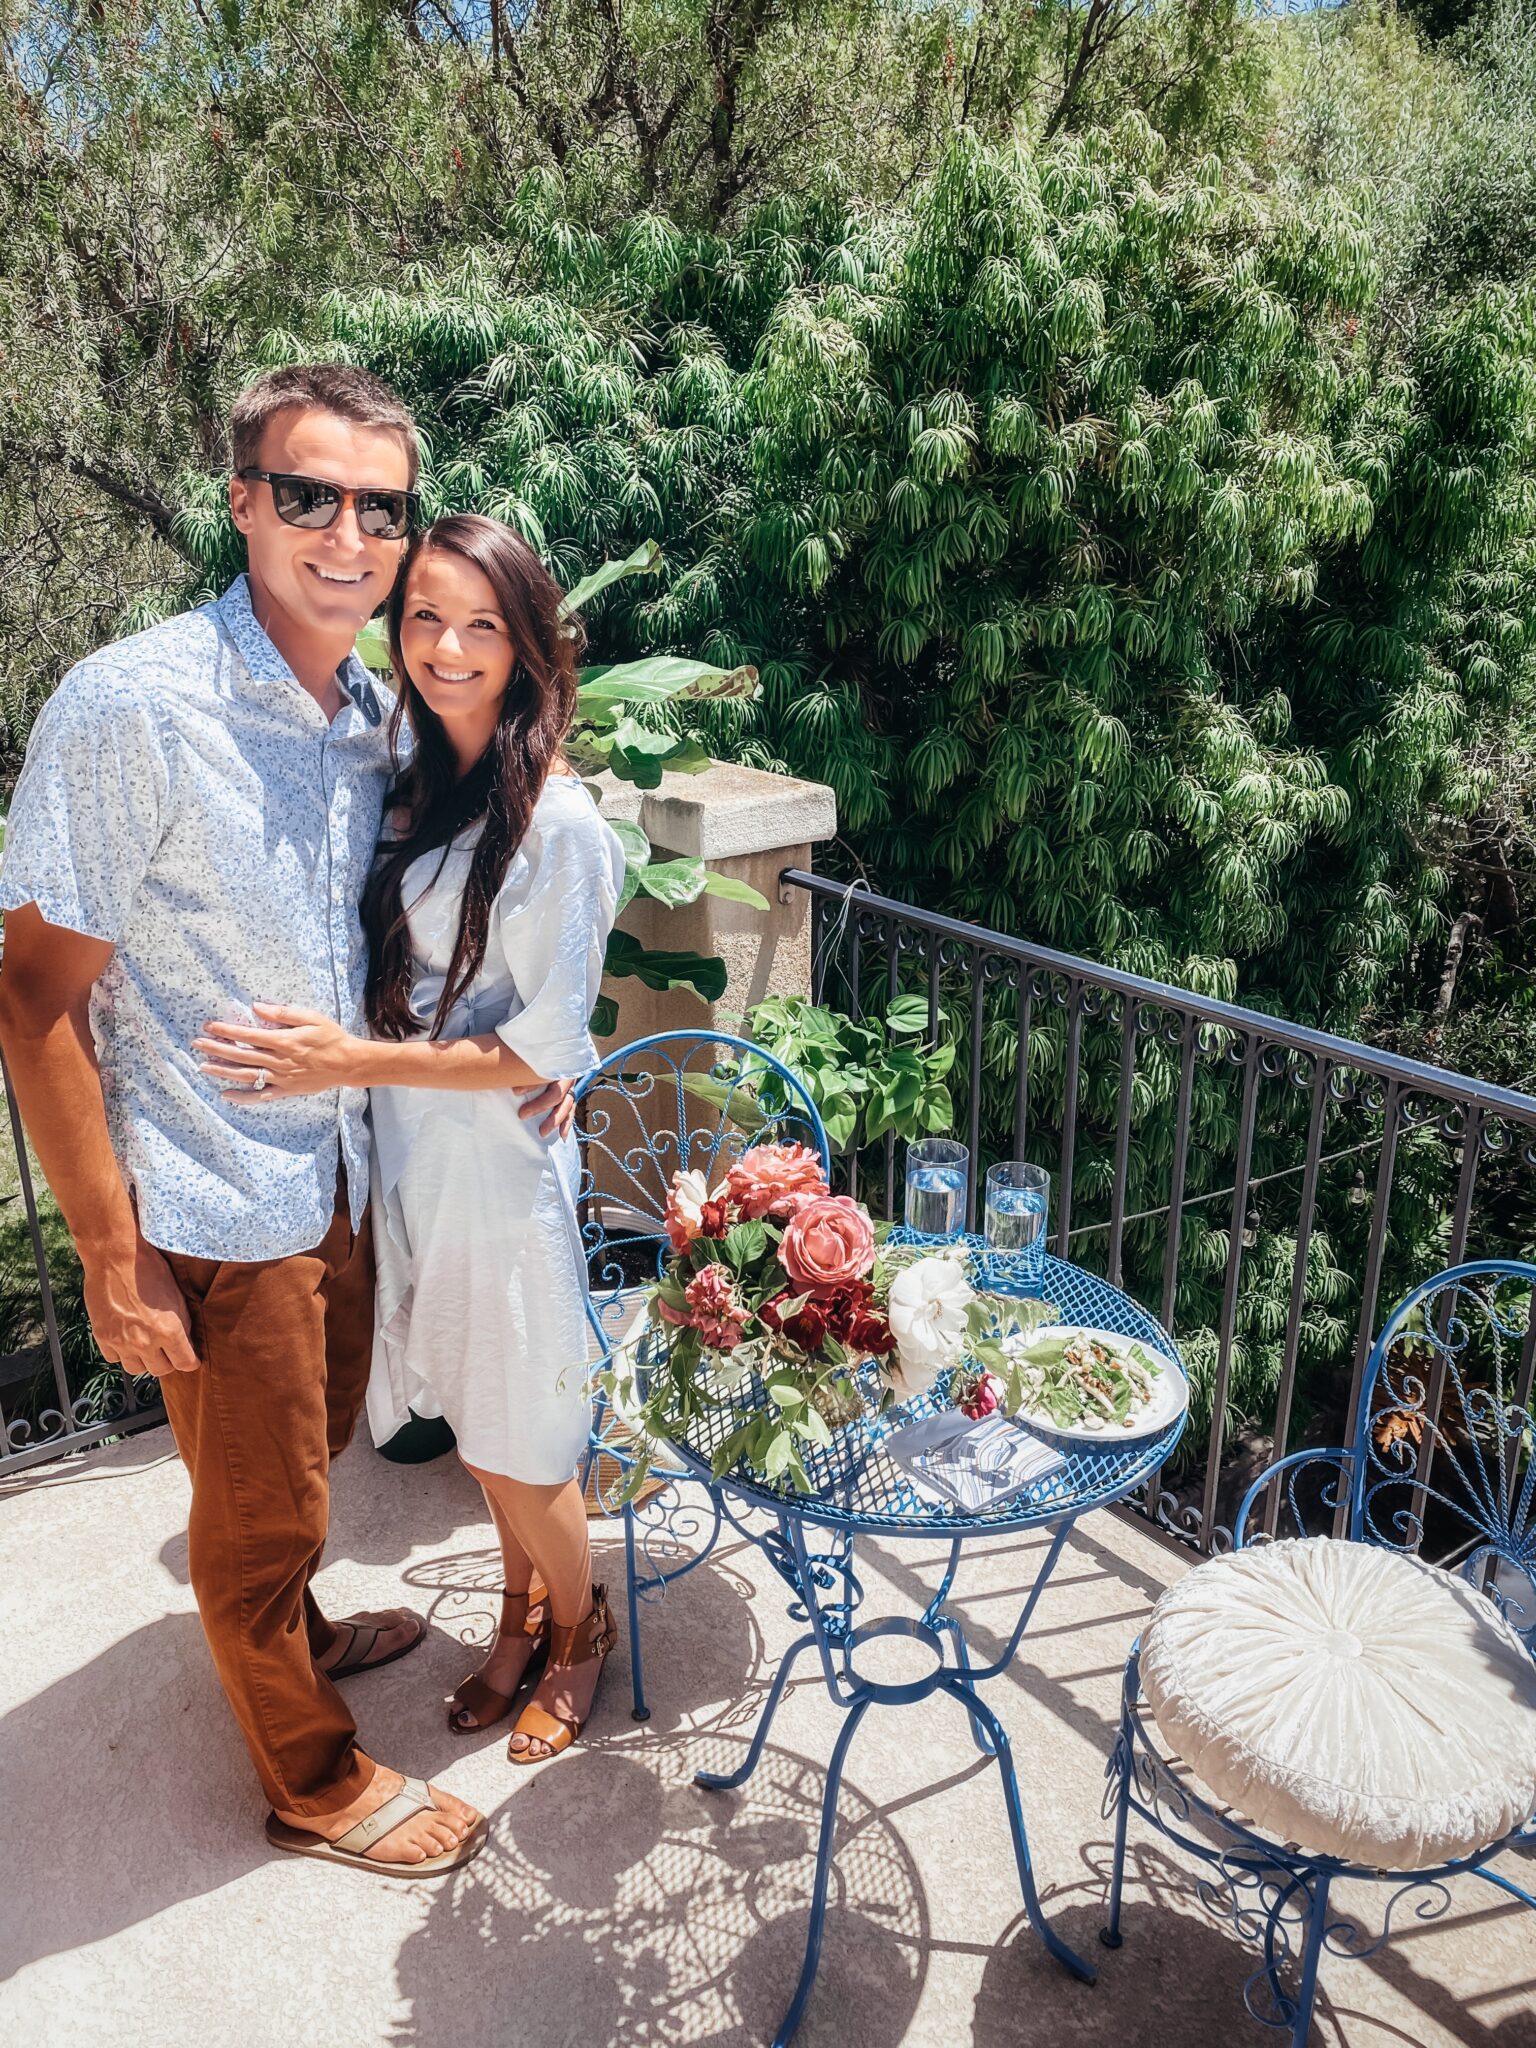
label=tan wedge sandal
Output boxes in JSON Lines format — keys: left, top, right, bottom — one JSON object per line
{"left": 507, "top": 1584, "right": 616, "bottom": 1765}
{"left": 447, "top": 1581, "right": 550, "bottom": 1734}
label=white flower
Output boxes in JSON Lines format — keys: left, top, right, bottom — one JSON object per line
{"left": 665, "top": 1167, "right": 721, "bottom": 1249}
{"left": 887, "top": 1253, "right": 973, "bottom": 1397}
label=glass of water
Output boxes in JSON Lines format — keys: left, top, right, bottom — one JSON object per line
{"left": 985, "top": 1162, "right": 1050, "bottom": 1292}
{"left": 904, "top": 1138, "right": 969, "bottom": 1238}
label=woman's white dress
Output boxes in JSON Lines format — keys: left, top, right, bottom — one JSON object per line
{"left": 365, "top": 776, "right": 626, "bottom": 1482}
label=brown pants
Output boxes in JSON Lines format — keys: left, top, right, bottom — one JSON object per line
{"left": 159, "top": 1182, "right": 378, "bottom": 1818}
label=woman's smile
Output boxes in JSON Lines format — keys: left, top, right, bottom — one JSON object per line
{"left": 425, "top": 662, "right": 480, "bottom": 683}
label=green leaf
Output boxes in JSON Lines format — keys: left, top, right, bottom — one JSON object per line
{"left": 724, "top": 1219, "right": 769, "bottom": 1268}
{"left": 793, "top": 1403, "right": 833, "bottom": 1446}
{"left": 767, "top": 1377, "right": 805, "bottom": 1409}
{"left": 560, "top": 540, "right": 664, "bottom": 619}
{"left": 637, "top": 857, "right": 709, "bottom": 908}
{"left": 603, "top": 930, "right": 727, "bottom": 1000}
{"left": 680, "top": 1072, "right": 770, "bottom": 1134}
{"left": 701, "top": 872, "right": 771, "bottom": 911}
{"left": 609, "top": 819, "right": 651, "bottom": 869}
{"left": 578, "top": 654, "right": 760, "bottom": 707}
{"left": 764, "top": 1430, "right": 793, "bottom": 1478}
{"left": 589, "top": 994, "right": 619, "bottom": 1037}
{"left": 354, "top": 618, "right": 392, "bottom": 673}
{"left": 885, "top": 995, "right": 930, "bottom": 1036}
{"left": 611, "top": 715, "right": 681, "bottom": 758}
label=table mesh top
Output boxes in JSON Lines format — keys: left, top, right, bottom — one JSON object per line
{"left": 664, "top": 1242, "right": 1187, "bottom": 1537}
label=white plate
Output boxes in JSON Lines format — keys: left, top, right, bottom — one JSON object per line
{"left": 1008, "top": 1325, "right": 1188, "bottom": 1446}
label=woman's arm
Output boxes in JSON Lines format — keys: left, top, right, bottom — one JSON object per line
{"left": 194, "top": 1004, "right": 548, "bottom": 1098}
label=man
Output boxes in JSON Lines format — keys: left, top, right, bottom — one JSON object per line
{"left": 0, "top": 365, "right": 571, "bottom": 1875}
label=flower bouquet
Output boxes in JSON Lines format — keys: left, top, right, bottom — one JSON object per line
{"left": 607, "top": 1143, "right": 1054, "bottom": 1497}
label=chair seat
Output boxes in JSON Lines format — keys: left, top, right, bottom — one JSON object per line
{"left": 1140, "top": 1537, "right": 1536, "bottom": 1871}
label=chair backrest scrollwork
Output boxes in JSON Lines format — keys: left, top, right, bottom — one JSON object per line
{"left": 1351, "top": 1259, "right": 1536, "bottom": 1654}
{"left": 573, "top": 1030, "right": 830, "bottom": 1364}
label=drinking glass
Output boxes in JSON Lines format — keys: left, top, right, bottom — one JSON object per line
{"left": 904, "top": 1138, "right": 969, "bottom": 1238}
{"left": 985, "top": 1161, "right": 1050, "bottom": 1291}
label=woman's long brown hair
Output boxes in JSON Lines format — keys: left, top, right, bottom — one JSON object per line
{"left": 362, "top": 514, "right": 581, "bottom": 1039}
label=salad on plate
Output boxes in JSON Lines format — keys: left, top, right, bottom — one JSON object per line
{"left": 1002, "top": 1325, "right": 1173, "bottom": 1436}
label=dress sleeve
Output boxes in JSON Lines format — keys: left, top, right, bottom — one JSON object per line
{"left": 0, "top": 662, "right": 169, "bottom": 943}
{"left": 493, "top": 788, "right": 626, "bottom": 1079}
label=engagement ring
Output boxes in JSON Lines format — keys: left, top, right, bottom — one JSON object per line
{"left": 251, "top": 1070, "right": 269, "bottom": 1092}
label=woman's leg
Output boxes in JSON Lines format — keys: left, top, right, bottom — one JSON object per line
{"left": 463, "top": 1464, "right": 592, "bottom": 1626}
{"left": 447, "top": 1462, "right": 547, "bottom": 1728}
{"left": 463, "top": 1464, "right": 610, "bottom": 1760}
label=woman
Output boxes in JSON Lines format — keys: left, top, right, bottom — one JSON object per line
{"left": 195, "top": 514, "right": 626, "bottom": 1764}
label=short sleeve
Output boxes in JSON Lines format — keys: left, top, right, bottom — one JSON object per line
{"left": 493, "top": 787, "right": 626, "bottom": 1079}
{"left": 0, "top": 663, "right": 169, "bottom": 944}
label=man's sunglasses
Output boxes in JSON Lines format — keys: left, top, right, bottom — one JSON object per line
{"left": 237, "top": 468, "right": 419, "bottom": 541}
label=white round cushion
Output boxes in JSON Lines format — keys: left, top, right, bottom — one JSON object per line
{"left": 1140, "top": 1537, "right": 1536, "bottom": 1871}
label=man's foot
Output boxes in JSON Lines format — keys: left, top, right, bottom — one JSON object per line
{"left": 316, "top": 1609, "right": 424, "bottom": 1679}
{"left": 448, "top": 1585, "right": 549, "bottom": 1733}
{"left": 272, "top": 1768, "right": 480, "bottom": 1867}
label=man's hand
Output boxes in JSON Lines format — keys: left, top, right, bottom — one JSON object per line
{"left": 515, "top": 1074, "right": 577, "bottom": 1140}
{"left": 82, "top": 1239, "right": 199, "bottom": 1378}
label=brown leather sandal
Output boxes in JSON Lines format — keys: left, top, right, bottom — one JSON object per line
{"left": 447, "top": 1581, "right": 550, "bottom": 1734}
{"left": 507, "top": 1584, "right": 616, "bottom": 1765}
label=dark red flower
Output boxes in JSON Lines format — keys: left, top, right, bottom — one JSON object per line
{"left": 960, "top": 1373, "right": 1002, "bottom": 1420}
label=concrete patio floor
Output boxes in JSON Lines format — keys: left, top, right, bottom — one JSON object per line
{"left": 2, "top": 1427, "right": 1533, "bottom": 2048}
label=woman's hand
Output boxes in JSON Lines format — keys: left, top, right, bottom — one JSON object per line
{"left": 194, "top": 1004, "right": 364, "bottom": 1100}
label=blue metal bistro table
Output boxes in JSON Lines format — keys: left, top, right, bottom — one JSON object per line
{"left": 664, "top": 1242, "right": 1187, "bottom": 2047}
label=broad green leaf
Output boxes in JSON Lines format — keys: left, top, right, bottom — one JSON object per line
{"left": 611, "top": 717, "right": 681, "bottom": 759}
{"left": 724, "top": 1219, "right": 769, "bottom": 1268}
{"left": 604, "top": 930, "right": 727, "bottom": 1000}
{"left": 701, "top": 872, "right": 771, "bottom": 911}
{"left": 680, "top": 1073, "right": 770, "bottom": 1134}
{"left": 764, "top": 1429, "right": 793, "bottom": 1478}
{"left": 794, "top": 1403, "right": 833, "bottom": 1446}
{"left": 637, "top": 857, "right": 709, "bottom": 908}
{"left": 609, "top": 819, "right": 651, "bottom": 869}
{"left": 560, "top": 539, "right": 663, "bottom": 619}
{"left": 885, "top": 994, "right": 930, "bottom": 1036}
{"left": 767, "top": 1377, "right": 804, "bottom": 1408}
{"left": 589, "top": 994, "right": 619, "bottom": 1038}
{"left": 578, "top": 655, "right": 760, "bottom": 707}
{"left": 354, "top": 618, "right": 391, "bottom": 673}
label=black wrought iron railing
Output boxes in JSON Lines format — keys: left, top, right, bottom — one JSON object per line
{"left": 6, "top": 877, "right": 1534, "bottom": 1544}
{"left": 783, "top": 870, "right": 1536, "bottom": 1556}
{"left": 0, "top": 1052, "right": 164, "bottom": 1474}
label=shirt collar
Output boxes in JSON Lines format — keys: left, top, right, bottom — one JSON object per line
{"left": 215, "top": 574, "right": 387, "bottom": 727}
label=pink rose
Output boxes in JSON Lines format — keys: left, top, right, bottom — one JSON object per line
{"left": 684, "top": 1262, "right": 751, "bottom": 1351}
{"left": 780, "top": 1195, "right": 876, "bottom": 1295}
{"left": 726, "top": 1141, "right": 828, "bottom": 1220}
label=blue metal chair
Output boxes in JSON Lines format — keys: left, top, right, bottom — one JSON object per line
{"left": 572, "top": 1029, "right": 830, "bottom": 1721}
{"left": 1103, "top": 1259, "right": 1536, "bottom": 2044}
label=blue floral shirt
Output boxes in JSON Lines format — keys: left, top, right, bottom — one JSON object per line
{"left": 0, "top": 576, "right": 394, "bottom": 1260}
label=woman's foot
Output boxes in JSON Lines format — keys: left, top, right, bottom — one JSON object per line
{"left": 448, "top": 1583, "right": 549, "bottom": 1732}
{"left": 507, "top": 1585, "right": 615, "bottom": 1765}
{"left": 272, "top": 1767, "right": 480, "bottom": 1867}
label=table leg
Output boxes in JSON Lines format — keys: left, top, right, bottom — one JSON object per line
{"left": 695, "top": 1630, "right": 818, "bottom": 1792}
{"left": 931, "top": 1612, "right": 996, "bottom": 1756}
{"left": 772, "top": 1696, "right": 874, "bottom": 2048}
{"left": 941, "top": 1674, "right": 1097, "bottom": 1986}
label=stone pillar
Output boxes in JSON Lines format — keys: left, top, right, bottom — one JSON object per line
{"left": 588, "top": 759, "right": 837, "bottom": 1047}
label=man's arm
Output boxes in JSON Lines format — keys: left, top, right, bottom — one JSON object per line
{"left": 0, "top": 904, "right": 198, "bottom": 1376}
